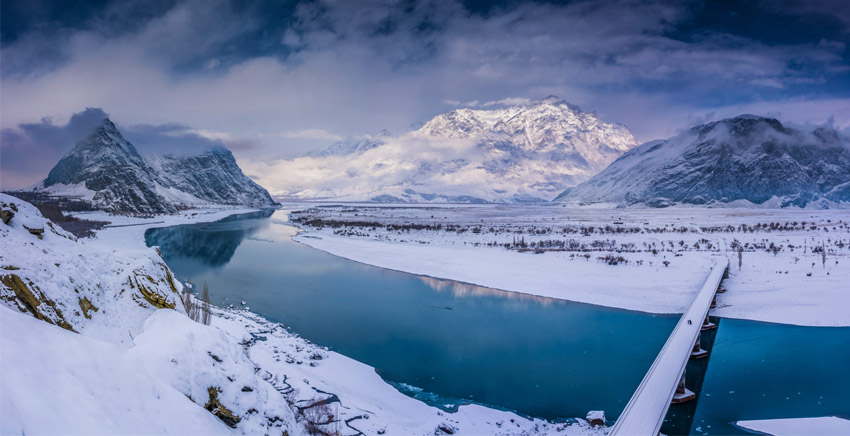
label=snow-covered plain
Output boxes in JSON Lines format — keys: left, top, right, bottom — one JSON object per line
{"left": 290, "top": 204, "right": 850, "bottom": 327}
{"left": 1, "top": 195, "right": 608, "bottom": 436}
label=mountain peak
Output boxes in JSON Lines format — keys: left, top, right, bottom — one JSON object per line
{"left": 38, "top": 116, "right": 278, "bottom": 213}
{"left": 90, "top": 117, "right": 121, "bottom": 137}
{"left": 541, "top": 95, "right": 564, "bottom": 104}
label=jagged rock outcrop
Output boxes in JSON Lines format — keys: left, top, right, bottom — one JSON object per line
{"left": 0, "top": 193, "right": 183, "bottom": 341}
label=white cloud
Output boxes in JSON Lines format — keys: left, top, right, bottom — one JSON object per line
{"left": 278, "top": 129, "right": 344, "bottom": 141}
{"left": 482, "top": 97, "right": 533, "bottom": 107}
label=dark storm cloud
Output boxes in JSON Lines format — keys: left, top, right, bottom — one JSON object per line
{"left": 0, "top": 108, "right": 109, "bottom": 189}
{"left": 1, "top": 0, "right": 849, "bottom": 191}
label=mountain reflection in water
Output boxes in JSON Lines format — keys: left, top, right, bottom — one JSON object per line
{"left": 145, "top": 210, "right": 274, "bottom": 269}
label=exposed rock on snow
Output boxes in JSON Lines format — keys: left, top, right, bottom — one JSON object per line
{"left": 556, "top": 115, "right": 850, "bottom": 208}
{"left": 28, "top": 118, "right": 278, "bottom": 214}
{"left": 0, "top": 193, "right": 180, "bottom": 338}
{"left": 268, "top": 96, "right": 637, "bottom": 202}
{"left": 586, "top": 410, "right": 606, "bottom": 427}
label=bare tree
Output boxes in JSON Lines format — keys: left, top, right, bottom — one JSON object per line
{"left": 822, "top": 241, "right": 826, "bottom": 268}
{"left": 201, "top": 281, "right": 211, "bottom": 326}
{"left": 738, "top": 247, "right": 743, "bottom": 270}
{"left": 182, "top": 282, "right": 212, "bottom": 325}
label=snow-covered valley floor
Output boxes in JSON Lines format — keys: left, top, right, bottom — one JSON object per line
{"left": 1, "top": 196, "right": 609, "bottom": 436}
{"left": 289, "top": 204, "right": 850, "bottom": 327}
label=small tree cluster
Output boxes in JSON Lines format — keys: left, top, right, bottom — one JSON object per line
{"left": 182, "top": 282, "right": 212, "bottom": 325}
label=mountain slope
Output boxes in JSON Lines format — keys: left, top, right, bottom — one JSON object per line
{"left": 148, "top": 147, "right": 277, "bottom": 208}
{"left": 270, "top": 96, "right": 637, "bottom": 202}
{"left": 555, "top": 115, "right": 850, "bottom": 207}
{"left": 31, "top": 118, "right": 278, "bottom": 214}
{"left": 41, "top": 119, "right": 176, "bottom": 214}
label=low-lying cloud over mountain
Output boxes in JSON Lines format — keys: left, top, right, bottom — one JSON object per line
{"left": 0, "top": 108, "right": 256, "bottom": 189}
{"left": 247, "top": 97, "right": 637, "bottom": 203}
{"left": 27, "top": 116, "right": 277, "bottom": 214}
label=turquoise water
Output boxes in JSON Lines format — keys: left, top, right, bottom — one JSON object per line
{"left": 691, "top": 319, "right": 850, "bottom": 435}
{"left": 145, "top": 210, "right": 675, "bottom": 421}
{"left": 145, "top": 210, "right": 850, "bottom": 433}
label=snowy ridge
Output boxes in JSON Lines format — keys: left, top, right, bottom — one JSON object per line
{"left": 270, "top": 96, "right": 637, "bottom": 203}
{"left": 556, "top": 115, "right": 850, "bottom": 208}
{"left": 29, "top": 118, "right": 278, "bottom": 214}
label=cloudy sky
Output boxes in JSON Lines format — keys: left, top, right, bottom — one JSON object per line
{"left": 1, "top": 0, "right": 849, "bottom": 189}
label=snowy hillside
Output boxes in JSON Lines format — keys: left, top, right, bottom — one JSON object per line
{"left": 29, "top": 118, "right": 278, "bottom": 214}
{"left": 556, "top": 115, "right": 850, "bottom": 208}
{"left": 0, "top": 193, "right": 298, "bottom": 435}
{"left": 269, "top": 96, "right": 637, "bottom": 202}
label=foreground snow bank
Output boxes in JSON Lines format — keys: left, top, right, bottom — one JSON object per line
{"left": 0, "top": 306, "right": 230, "bottom": 436}
{"left": 0, "top": 193, "right": 184, "bottom": 345}
{"left": 736, "top": 416, "right": 850, "bottom": 435}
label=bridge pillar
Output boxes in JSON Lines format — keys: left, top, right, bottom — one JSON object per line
{"left": 671, "top": 370, "right": 695, "bottom": 404}
{"left": 710, "top": 295, "right": 717, "bottom": 309}
{"left": 690, "top": 334, "right": 708, "bottom": 359}
{"left": 716, "top": 287, "right": 727, "bottom": 294}
{"left": 701, "top": 315, "right": 716, "bottom": 331}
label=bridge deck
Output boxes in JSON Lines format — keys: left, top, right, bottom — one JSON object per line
{"left": 610, "top": 257, "right": 728, "bottom": 435}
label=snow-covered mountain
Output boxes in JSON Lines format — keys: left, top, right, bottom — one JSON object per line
{"left": 30, "top": 118, "right": 278, "bottom": 214}
{"left": 555, "top": 115, "right": 850, "bottom": 208}
{"left": 269, "top": 96, "right": 637, "bottom": 202}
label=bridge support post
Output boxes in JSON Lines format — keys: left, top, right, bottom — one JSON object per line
{"left": 716, "top": 287, "right": 726, "bottom": 294}
{"left": 710, "top": 295, "right": 717, "bottom": 309}
{"left": 701, "top": 315, "right": 716, "bottom": 331}
{"left": 690, "top": 334, "right": 708, "bottom": 359}
{"left": 671, "top": 370, "right": 695, "bottom": 404}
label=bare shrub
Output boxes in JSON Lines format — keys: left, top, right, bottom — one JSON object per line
{"left": 182, "top": 281, "right": 212, "bottom": 326}
{"left": 300, "top": 398, "right": 340, "bottom": 436}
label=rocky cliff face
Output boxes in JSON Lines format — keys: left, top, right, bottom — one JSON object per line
{"left": 42, "top": 119, "right": 176, "bottom": 214}
{"left": 556, "top": 115, "right": 850, "bottom": 207}
{"left": 32, "top": 118, "right": 278, "bottom": 214}
{"left": 149, "top": 147, "right": 277, "bottom": 208}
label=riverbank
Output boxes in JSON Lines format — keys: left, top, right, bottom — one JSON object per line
{"left": 290, "top": 205, "right": 850, "bottom": 327}
{"left": 79, "top": 204, "right": 608, "bottom": 435}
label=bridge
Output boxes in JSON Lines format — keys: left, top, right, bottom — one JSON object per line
{"left": 610, "top": 257, "right": 728, "bottom": 435}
